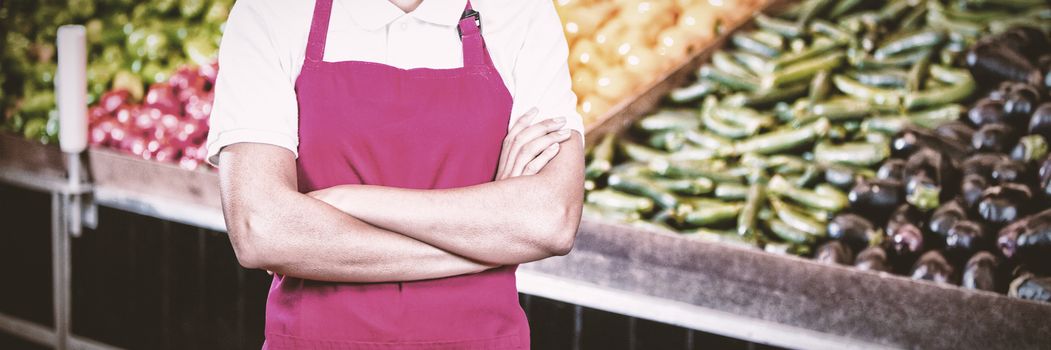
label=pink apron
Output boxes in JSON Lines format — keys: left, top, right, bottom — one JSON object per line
{"left": 263, "top": 0, "right": 527, "bottom": 348}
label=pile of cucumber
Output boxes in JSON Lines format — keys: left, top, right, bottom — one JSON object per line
{"left": 583, "top": 0, "right": 1050, "bottom": 257}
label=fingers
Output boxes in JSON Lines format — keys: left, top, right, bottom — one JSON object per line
{"left": 498, "top": 108, "right": 539, "bottom": 178}
{"left": 501, "top": 118, "right": 567, "bottom": 177}
{"left": 510, "top": 129, "right": 572, "bottom": 177}
{"left": 521, "top": 143, "right": 560, "bottom": 176}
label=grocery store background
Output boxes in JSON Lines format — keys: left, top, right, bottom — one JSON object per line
{"left": 3, "top": 0, "right": 1051, "bottom": 349}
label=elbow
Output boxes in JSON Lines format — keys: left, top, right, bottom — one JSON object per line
{"left": 540, "top": 201, "right": 582, "bottom": 257}
{"left": 226, "top": 212, "right": 278, "bottom": 270}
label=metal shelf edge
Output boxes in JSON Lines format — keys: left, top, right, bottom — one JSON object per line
{"left": 92, "top": 186, "right": 227, "bottom": 232}
{"left": 515, "top": 268, "right": 892, "bottom": 350}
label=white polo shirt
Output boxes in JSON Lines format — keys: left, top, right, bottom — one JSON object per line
{"left": 205, "top": 0, "right": 584, "bottom": 166}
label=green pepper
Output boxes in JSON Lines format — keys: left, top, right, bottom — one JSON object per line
{"left": 737, "top": 170, "right": 767, "bottom": 237}
{"left": 769, "top": 196, "right": 828, "bottom": 237}
{"left": 675, "top": 199, "right": 745, "bottom": 227}
{"left": 586, "top": 189, "right": 654, "bottom": 214}
{"left": 762, "top": 51, "right": 845, "bottom": 89}
{"left": 585, "top": 133, "right": 615, "bottom": 180}
{"left": 731, "top": 118, "right": 830, "bottom": 155}
{"left": 699, "top": 65, "right": 760, "bottom": 92}
{"left": 756, "top": 14, "right": 803, "bottom": 38}
{"left": 608, "top": 174, "right": 679, "bottom": 209}
{"left": 669, "top": 81, "right": 717, "bottom": 104}
{"left": 814, "top": 142, "right": 890, "bottom": 167}
{"left": 635, "top": 109, "right": 698, "bottom": 132}
{"left": 653, "top": 177, "right": 715, "bottom": 196}
{"left": 903, "top": 65, "right": 976, "bottom": 110}
{"left": 713, "top": 51, "right": 756, "bottom": 78}
{"left": 768, "top": 175, "right": 847, "bottom": 212}
{"left": 583, "top": 203, "right": 642, "bottom": 223}
{"left": 832, "top": 74, "right": 903, "bottom": 107}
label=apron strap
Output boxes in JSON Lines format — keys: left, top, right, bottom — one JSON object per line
{"left": 306, "top": 0, "right": 335, "bottom": 63}
{"left": 458, "top": 0, "right": 486, "bottom": 67}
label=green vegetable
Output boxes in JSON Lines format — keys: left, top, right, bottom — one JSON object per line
{"left": 586, "top": 189, "right": 654, "bottom": 214}
{"left": 756, "top": 14, "right": 802, "bottom": 38}
{"left": 699, "top": 65, "right": 761, "bottom": 92}
{"left": 585, "top": 133, "right": 615, "bottom": 180}
{"left": 653, "top": 177, "right": 715, "bottom": 196}
{"left": 635, "top": 109, "right": 698, "bottom": 132}
{"left": 608, "top": 174, "right": 679, "bottom": 209}
{"left": 675, "top": 199, "right": 745, "bottom": 227}
{"left": 669, "top": 82, "right": 717, "bottom": 104}
{"left": 713, "top": 51, "right": 757, "bottom": 78}
{"left": 874, "top": 29, "right": 945, "bottom": 59}
{"left": 583, "top": 203, "right": 642, "bottom": 223}
{"left": 768, "top": 175, "right": 847, "bottom": 212}
{"left": 814, "top": 142, "right": 890, "bottom": 167}
{"left": 767, "top": 217, "right": 812, "bottom": 244}
{"left": 770, "top": 196, "right": 827, "bottom": 237}
{"left": 762, "top": 51, "right": 845, "bottom": 89}
{"left": 731, "top": 118, "right": 830, "bottom": 155}
{"left": 732, "top": 31, "right": 782, "bottom": 58}
{"left": 715, "top": 183, "right": 750, "bottom": 200}
{"left": 832, "top": 74, "right": 903, "bottom": 107}
{"left": 737, "top": 170, "right": 767, "bottom": 237}
{"left": 902, "top": 65, "right": 976, "bottom": 110}
{"left": 808, "top": 69, "right": 832, "bottom": 104}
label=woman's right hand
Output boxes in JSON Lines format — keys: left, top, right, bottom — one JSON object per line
{"left": 496, "top": 107, "right": 573, "bottom": 180}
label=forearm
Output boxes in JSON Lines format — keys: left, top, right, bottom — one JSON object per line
{"left": 316, "top": 134, "right": 585, "bottom": 265}
{"left": 224, "top": 188, "right": 491, "bottom": 283}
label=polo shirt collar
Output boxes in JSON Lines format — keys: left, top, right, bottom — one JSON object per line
{"left": 342, "top": 0, "right": 469, "bottom": 31}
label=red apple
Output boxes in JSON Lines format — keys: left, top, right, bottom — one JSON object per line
{"left": 145, "top": 83, "right": 180, "bottom": 115}
{"left": 199, "top": 61, "right": 219, "bottom": 86}
{"left": 168, "top": 66, "right": 205, "bottom": 92}
{"left": 99, "top": 90, "right": 131, "bottom": 114}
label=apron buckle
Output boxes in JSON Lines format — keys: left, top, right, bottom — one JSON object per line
{"left": 457, "top": 9, "right": 481, "bottom": 40}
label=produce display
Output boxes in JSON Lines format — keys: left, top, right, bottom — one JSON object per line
{"left": 555, "top": 0, "right": 764, "bottom": 126}
{"left": 829, "top": 25, "right": 1051, "bottom": 301}
{"left": 1, "top": 0, "right": 229, "bottom": 167}
{"left": 583, "top": 0, "right": 1051, "bottom": 301}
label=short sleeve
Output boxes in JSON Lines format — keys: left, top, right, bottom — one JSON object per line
{"left": 205, "top": 1, "right": 300, "bottom": 166}
{"left": 509, "top": 0, "right": 585, "bottom": 142}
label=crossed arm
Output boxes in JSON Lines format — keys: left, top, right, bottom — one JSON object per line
{"left": 218, "top": 112, "right": 584, "bottom": 283}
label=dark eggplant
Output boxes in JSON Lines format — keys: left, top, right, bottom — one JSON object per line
{"left": 847, "top": 178, "right": 904, "bottom": 222}
{"left": 977, "top": 183, "right": 1033, "bottom": 225}
{"left": 998, "top": 26, "right": 1051, "bottom": 61}
{"left": 998, "top": 207, "right": 1051, "bottom": 274}
{"left": 1010, "top": 135, "right": 1049, "bottom": 163}
{"left": 967, "top": 98, "right": 1007, "bottom": 127}
{"left": 935, "top": 121, "right": 976, "bottom": 146}
{"left": 888, "top": 204, "right": 926, "bottom": 255}
{"left": 962, "top": 251, "right": 999, "bottom": 292}
{"left": 823, "top": 164, "right": 861, "bottom": 190}
{"left": 991, "top": 159, "right": 1031, "bottom": 185}
{"left": 929, "top": 198, "right": 968, "bottom": 237}
{"left": 1009, "top": 274, "right": 1051, "bottom": 302}
{"left": 893, "top": 127, "right": 969, "bottom": 160}
{"left": 1003, "top": 89, "right": 1039, "bottom": 126}
{"left": 961, "top": 153, "right": 1010, "bottom": 178}
{"left": 854, "top": 246, "right": 891, "bottom": 272}
{"left": 903, "top": 148, "right": 959, "bottom": 211}
{"left": 1029, "top": 103, "right": 1051, "bottom": 139}
{"left": 966, "top": 39, "right": 1043, "bottom": 86}
{"left": 910, "top": 250, "right": 957, "bottom": 285}
{"left": 876, "top": 159, "right": 906, "bottom": 181}
{"left": 944, "top": 220, "right": 988, "bottom": 260}
{"left": 1041, "top": 155, "right": 1051, "bottom": 197}
{"left": 828, "top": 213, "right": 881, "bottom": 252}
{"left": 972, "top": 123, "right": 1019, "bottom": 154}
{"left": 815, "top": 240, "right": 854, "bottom": 265}
{"left": 961, "top": 174, "right": 990, "bottom": 209}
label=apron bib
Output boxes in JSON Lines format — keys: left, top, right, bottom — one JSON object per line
{"left": 263, "top": 1, "right": 527, "bottom": 348}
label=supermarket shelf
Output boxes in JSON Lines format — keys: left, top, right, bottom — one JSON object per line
{"left": 0, "top": 312, "right": 121, "bottom": 350}
{"left": 526, "top": 220, "right": 1051, "bottom": 350}
{"left": 3, "top": 134, "right": 1051, "bottom": 349}
{"left": 92, "top": 185, "right": 227, "bottom": 232}
{"left": 516, "top": 269, "right": 886, "bottom": 350}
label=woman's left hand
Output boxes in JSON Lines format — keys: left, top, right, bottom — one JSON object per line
{"left": 496, "top": 107, "right": 573, "bottom": 180}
